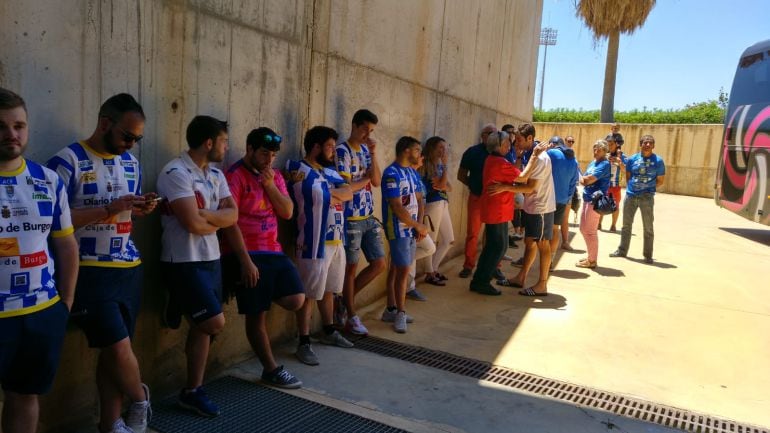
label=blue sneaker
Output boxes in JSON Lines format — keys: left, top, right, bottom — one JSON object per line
{"left": 178, "top": 386, "right": 220, "bottom": 417}
{"left": 406, "top": 289, "right": 427, "bottom": 301}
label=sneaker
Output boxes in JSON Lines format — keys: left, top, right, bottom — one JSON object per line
{"left": 333, "top": 294, "right": 347, "bottom": 327}
{"left": 295, "top": 343, "right": 319, "bottom": 366}
{"left": 502, "top": 254, "right": 513, "bottom": 261}
{"left": 493, "top": 268, "right": 506, "bottom": 280}
{"left": 459, "top": 268, "right": 472, "bottom": 278}
{"left": 163, "top": 291, "right": 181, "bottom": 330}
{"left": 106, "top": 418, "right": 134, "bottom": 433}
{"left": 393, "top": 311, "right": 408, "bottom": 333}
{"left": 511, "top": 257, "right": 524, "bottom": 267}
{"left": 261, "top": 365, "right": 302, "bottom": 389}
{"left": 609, "top": 249, "right": 626, "bottom": 258}
{"left": 406, "top": 289, "right": 427, "bottom": 301}
{"left": 178, "top": 386, "right": 220, "bottom": 418}
{"left": 346, "top": 315, "right": 369, "bottom": 335}
{"left": 512, "top": 233, "right": 524, "bottom": 240}
{"left": 644, "top": 256, "right": 654, "bottom": 264}
{"left": 319, "top": 330, "right": 354, "bottom": 348}
{"left": 125, "top": 383, "right": 151, "bottom": 433}
{"left": 381, "top": 308, "right": 414, "bottom": 323}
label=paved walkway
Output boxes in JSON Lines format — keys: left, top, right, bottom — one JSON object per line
{"left": 361, "top": 192, "right": 770, "bottom": 428}
{"left": 138, "top": 193, "right": 768, "bottom": 432}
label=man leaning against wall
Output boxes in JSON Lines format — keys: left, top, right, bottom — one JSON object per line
{"left": 0, "top": 88, "right": 79, "bottom": 433}
{"left": 47, "top": 93, "right": 156, "bottom": 433}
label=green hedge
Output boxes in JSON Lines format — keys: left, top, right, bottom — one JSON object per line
{"left": 533, "top": 100, "right": 725, "bottom": 124}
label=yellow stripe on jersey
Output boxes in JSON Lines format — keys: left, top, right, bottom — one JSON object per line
{"left": 51, "top": 227, "right": 75, "bottom": 238}
{"left": 0, "top": 295, "right": 61, "bottom": 319}
{"left": 0, "top": 158, "right": 27, "bottom": 177}
{"left": 79, "top": 259, "right": 142, "bottom": 268}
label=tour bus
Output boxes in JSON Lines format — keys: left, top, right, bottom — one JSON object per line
{"left": 715, "top": 39, "right": 770, "bottom": 225}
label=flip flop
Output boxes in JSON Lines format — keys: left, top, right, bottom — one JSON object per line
{"left": 496, "top": 279, "right": 523, "bottom": 288}
{"left": 518, "top": 288, "right": 548, "bottom": 297}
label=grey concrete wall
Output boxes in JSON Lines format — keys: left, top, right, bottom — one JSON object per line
{"left": 0, "top": 0, "right": 542, "bottom": 429}
{"left": 534, "top": 123, "right": 723, "bottom": 198}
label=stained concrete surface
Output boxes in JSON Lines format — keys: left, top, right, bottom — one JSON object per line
{"left": 75, "top": 192, "right": 768, "bottom": 432}
{"left": 361, "top": 193, "right": 770, "bottom": 429}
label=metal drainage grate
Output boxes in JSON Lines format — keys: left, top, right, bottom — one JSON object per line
{"left": 354, "top": 336, "right": 769, "bottom": 433}
{"left": 150, "top": 375, "right": 409, "bottom": 433}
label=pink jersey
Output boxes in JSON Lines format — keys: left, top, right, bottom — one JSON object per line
{"left": 224, "top": 160, "right": 288, "bottom": 254}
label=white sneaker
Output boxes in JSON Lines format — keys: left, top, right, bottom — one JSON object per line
{"left": 107, "top": 418, "right": 135, "bottom": 433}
{"left": 393, "top": 311, "right": 408, "bottom": 333}
{"left": 380, "top": 308, "right": 414, "bottom": 323}
{"left": 345, "top": 315, "right": 368, "bottom": 335}
{"left": 125, "top": 383, "right": 151, "bottom": 433}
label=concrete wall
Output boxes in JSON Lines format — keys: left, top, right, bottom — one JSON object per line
{"left": 0, "top": 0, "right": 542, "bottom": 430}
{"left": 534, "top": 123, "right": 724, "bottom": 198}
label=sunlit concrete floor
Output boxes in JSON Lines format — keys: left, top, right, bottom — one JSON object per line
{"left": 134, "top": 193, "right": 768, "bottom": 433}
{"left": 361, "top": 192, "right": 770, "bottom": 429}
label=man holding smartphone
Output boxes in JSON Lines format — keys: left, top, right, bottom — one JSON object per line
{"left": 47, "top": 94, "right": 156, "bottom": 433}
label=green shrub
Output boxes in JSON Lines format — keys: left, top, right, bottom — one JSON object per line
{"left": 534, "top": 100, "right": 725, "bottom": 124}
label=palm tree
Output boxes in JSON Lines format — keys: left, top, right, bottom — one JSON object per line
{"left": 576, "top": 0, "right": 656, "bottom": 122}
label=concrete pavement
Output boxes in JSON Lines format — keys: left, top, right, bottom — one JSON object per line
{"left": 113, "top": 192, "right": 767, "bottom": 433}
{"left": 362, "top": 192, "right": 770, "bottom": 428}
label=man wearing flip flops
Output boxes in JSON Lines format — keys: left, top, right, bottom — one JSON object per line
{"left": 498, "top": 124, "right": 555, "bottom": 297}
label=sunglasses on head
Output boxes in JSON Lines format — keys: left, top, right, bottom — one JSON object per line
{"left": 263, "top": 134, "right": 282, "bottom": 144}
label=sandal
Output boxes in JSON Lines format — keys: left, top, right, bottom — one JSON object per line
{"left": 425, "top": 274, "right": 446, "bottom": 286}
{"left": 575, "top": 259, "right": 597, "bottom": 269}
{"left": 496, "top": 279, "right": 523, "bottom": 288}
{"left": 518, "top": 288, "right": 548, "bottom": 297}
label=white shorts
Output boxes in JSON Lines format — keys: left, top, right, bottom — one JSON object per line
{"left": 296, "top": 243, "right": 345, "bottom": 300}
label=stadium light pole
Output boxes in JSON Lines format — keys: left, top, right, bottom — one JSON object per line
{"left": 538, "top": 27, "right": 558, "bottom": 111}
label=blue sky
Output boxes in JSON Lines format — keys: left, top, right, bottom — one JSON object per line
{"left": 536, "top": 0, "right": 769, "bottom": 111}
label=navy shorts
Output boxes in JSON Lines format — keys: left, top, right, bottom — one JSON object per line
{"left": 553, "top": 203, "right": 568, "bottom": 226}
{"left": 0, "top": 300, "right": 69, "bottom": 394}
{"left": 221, "top": 253, "right": 305, "bottom": 314}
{"left": 163, "top": 261, "right": 223, "bottom": 324}
{"left": 523, "top": 211, "right": 555, "bottom": 241}
{"left": 70, "top": 265, "right": 143, "bottom": 348}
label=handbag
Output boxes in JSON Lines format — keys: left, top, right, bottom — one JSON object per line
{"left": 591, "top": 191, "right": 617, "bottom": 215}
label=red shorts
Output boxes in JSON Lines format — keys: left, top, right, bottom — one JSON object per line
{"left": 608, "top": 186, "right": 622, "bottom": 204}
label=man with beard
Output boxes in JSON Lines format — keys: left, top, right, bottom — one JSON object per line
{"left": 1, "top": 88, "right": 78, "bottom": 433}
{"left": 285, "top": 126, "right": 354, "bottom": 366}
{"left": 156, "top": 116, "right": 237, "bottom": 417}
{"left": 220, "top": 127, "right": 304, "bottom": 388}
{"left": 47, "top": 94, "right": 155, "bottom": 433}
{"left": 381, "top": 136, "right": 429, "bottom": 333}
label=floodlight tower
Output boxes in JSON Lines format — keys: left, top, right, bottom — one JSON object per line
{"left": 538, "top": 27, "right": 558, "bottom": 111}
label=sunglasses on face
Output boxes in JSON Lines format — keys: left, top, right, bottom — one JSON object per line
{"left": 566, "top": 140, "right": 574, "bottom": 143}
{"left": 113, "top": 123, "right": 143, "bottom": 143}
{"left": 105, "top": 117, "right": 143, "bottom": 143}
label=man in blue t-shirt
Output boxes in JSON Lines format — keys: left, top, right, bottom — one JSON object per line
{"left": 610, "top": 135, "right": 666, "bottom": 263}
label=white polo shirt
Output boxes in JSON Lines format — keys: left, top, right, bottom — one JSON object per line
{"left": 156, "top": 152, "right": 231, "bottom": 263}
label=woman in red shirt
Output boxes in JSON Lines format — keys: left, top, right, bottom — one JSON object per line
{"left": 469, "top": 131, "right": 538, "bottom": 295}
